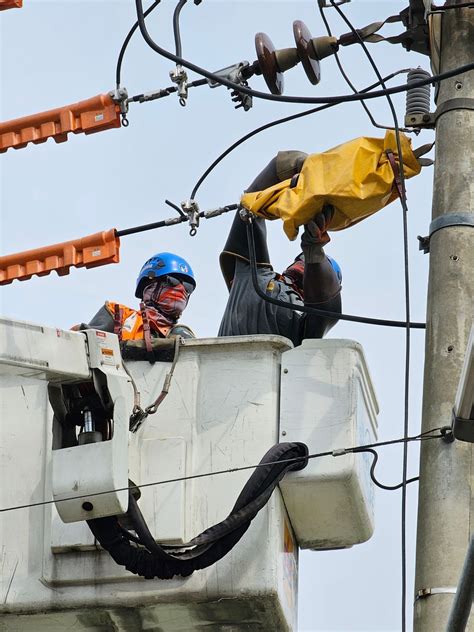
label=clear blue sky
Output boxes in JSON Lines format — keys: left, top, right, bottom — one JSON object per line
{"left": 1, "top": 2, "right": 435, "bottom": 630}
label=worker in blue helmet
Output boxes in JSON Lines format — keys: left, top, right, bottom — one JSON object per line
{"left": 73, "top": 253, "right": 196, "bottom": 347}
{"left": 218, "top": 151, "right": 342, "bottom": 345}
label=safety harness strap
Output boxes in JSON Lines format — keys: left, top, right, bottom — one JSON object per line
{"left": 113, "top": 303, "right": 123, "bottom": 341}
{"left": 139, "top": 301, "right": 155, "bottom": 363}
{"left": 385, "top": 149, "right": 405, "bottom": 201}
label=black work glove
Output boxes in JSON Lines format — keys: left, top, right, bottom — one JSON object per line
{"left": 301, "top": 205, "right": 335, "bottom": 264}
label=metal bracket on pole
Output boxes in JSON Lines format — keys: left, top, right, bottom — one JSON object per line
{"left": 415, "top": 586, "right": 457, "bottom": 601}
{"left": 417, "top": 212, "right": 474, "bottom": 253}
{"left": 451, "top": 410, "right": 474, "bottom": 443}
{"left": 435, "top": 97, "right": 474, "bottom": 123}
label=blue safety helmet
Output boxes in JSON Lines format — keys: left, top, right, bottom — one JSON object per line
{"left": 327, "top": 255, "right": 342, "bottom": 285}
{"left": 293, "top": 252, "right": 342, "bottom": 286}
{"left": 135, "top": 252, "right": 196, "bottom": 298}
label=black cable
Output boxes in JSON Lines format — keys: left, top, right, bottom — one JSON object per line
{"left": 87, "top": 442, "right": 308, "bottom": 580}
{"left": 116, "top": 0, "right": 161, "bottom": 88}
{"left": 353, "top": 448, "right": 419, "bottom": 491}
{"left": 134, "top": 0, "right": 474, "bottom": 106}
{"left": 128, "top": 77, "right": 208, "bottom": 104}
{"left": 317, "top": 3, "right": 410, "bottom": 133}
{"left": 116, "top": 203, "right": 238, "bottom": 237}
{"left": 0, "top": 428, "right": 450, "bottom": 515}
{"left": 245, "top": 218, "right": 425, "bottom": 330}
{"left": 327, "top": 4, "right": 412, "bottom": 628}
{"left": 165, "top": 198, "right": 186, "bottom": 217}
{"left": 172, "top": 0, "right": 187, "bottom": 57}
{"left": 190, "top": 68, "right": 412, "bottom": 199}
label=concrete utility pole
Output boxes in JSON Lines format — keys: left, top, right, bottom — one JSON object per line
{"left": 414, "top": 4, "right": 474, "bottom": 632}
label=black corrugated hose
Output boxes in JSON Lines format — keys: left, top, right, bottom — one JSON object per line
{"left": 87, "top": 441, "right": 308, "bottom": 580}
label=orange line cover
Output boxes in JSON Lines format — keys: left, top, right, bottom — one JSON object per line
{"left": 0, "top": 94, "right": 121, "bottom": 153}
{"left": 0, "top": 1, "right": 22, "bottom": 10}
{"left": 0, "top": 229, "right": 120, "bottom": 285}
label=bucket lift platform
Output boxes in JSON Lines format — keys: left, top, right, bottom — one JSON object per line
{"left": 0, "top": 317, "right": 378, "bottom": 631}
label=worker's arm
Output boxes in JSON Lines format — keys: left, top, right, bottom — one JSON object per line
{"left": 71, "top": 304, "right": 114, "bottom": 333}
{"left": 301, "top": 207, "right": 342, "bottom": 339}
{"left": 219, "top": 151, "right": 308, "bottom": 290}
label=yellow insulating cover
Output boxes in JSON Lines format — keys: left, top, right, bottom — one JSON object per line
{"left": 240, "top": 131, "right": 421, "bottom": 240}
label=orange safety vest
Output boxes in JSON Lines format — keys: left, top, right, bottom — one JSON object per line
{"left": 105, "top": 301, "right": 171, "bottom": 341}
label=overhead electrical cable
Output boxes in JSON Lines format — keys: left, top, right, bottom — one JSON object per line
{"left": 134, "top": 0, "right": 474, "bottom": 106}
{"left": 172, "top": 0, "right": 187, "bottom": 57}
{"left": 116, "top": 0, "right": 161, "bottom": 88}
{"left": 355, "top": 448, "right": 419, "bottom": 491}
{"left": 326, "top": 3, "right": 414, "bottom": 629}
{"left": 190, "top": 68, "right": 413, "bottom": 199}
{"left": 0, "top": 428, "right": 450, "bottom": 515}
{"left": 317, "top": 2, "right": 410, "bottom": 133}
{"left": 245, "top": 218, "right": 425, "bottom": 330}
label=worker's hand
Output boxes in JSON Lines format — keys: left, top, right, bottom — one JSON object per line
{"left": 305, "top": 205, "right": 334, "bottom": 245}
{"left": 301, "top": 205, "right": 334, "bottom": 263}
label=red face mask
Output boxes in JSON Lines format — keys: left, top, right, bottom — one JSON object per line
{"left": 282, "top": 259, "right": 305, "bottom": 300}
{"left": 142, "top": 277, "right": 191, "bottom": 321}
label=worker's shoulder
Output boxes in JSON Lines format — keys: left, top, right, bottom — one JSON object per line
{"left": 104, "top": 300, "right": 135, "bottom": 313}
{"left": 168, "top": 323, "right": 196, "bottom": 339}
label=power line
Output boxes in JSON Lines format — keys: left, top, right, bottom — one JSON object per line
{"left": 325, "top": 3, "right": 414, "bottom": 628}
{"left": 116, "top": 0, "right": 161, "bottom": 88}
{"left": 172, "top": 0, "right": 187, "bottom": 58}
{"left": 0, "top": 428, "right": 449, "bottom": 516}
{"left": 245, "top": 218, "right": 426, "bottom": 330}
{"left": 317, "top": 2, "right": 410, "bottom": 133}
{"left": 189, "top": 68, "right": 412, "bottom": 200}
{"left": 133, "top": 0, "right": 474, "bottom": 107}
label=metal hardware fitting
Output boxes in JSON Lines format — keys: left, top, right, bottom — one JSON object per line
{"left": 207, "top": 62, "right": 253, "bottom": 111}
{"left": 406, "top": 98, "right": 474, "bottom": 130}
{"left": 181, "top": 200, "right": 200, "bottom": 236}
{"left": 415, "top": 586, "right": 456, "bottom": 600}
{"left": 110, "top": 87, "right": 129, "bottom": 126}
{"left": 418, "top": 212, "right": 474, "bottom": 253}
{"left": 170, "top": 65, "right": 188, "bottom": 106}
{"left": 452, "top": 409, "right": 474, "bottom": 444}
{"left": 435, "top": 97, "right": 474, "bottom": 123}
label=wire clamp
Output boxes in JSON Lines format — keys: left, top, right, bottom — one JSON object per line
{"left": 207, "top": 62, "right": 254, "bottom": 111}
{"left": 441, "top": 424, "right": 456, "bottom": 443}
{"left": 239, "top": 207, "right": 253, "bottom": 223}
{"left": 181, "top": 199, "right": 200, "bottom": 236}
{"left": 110, "top": 87, "right": 130, "bottom": 126}
{"left": 418, "top": 212, "right": 474, "bottom": 253}
{"left": 170, "top": 65, "right": 188, "bottom": 106}
{"left": 129, "top": 406, "right": 148, "bottom": 433}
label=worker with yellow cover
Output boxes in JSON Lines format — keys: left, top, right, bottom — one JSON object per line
{"left": 218, "top": 150, "right": 342, "bottom": 345}
{"left": 219, "top": 131, "right": 426, "bottom": 346}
